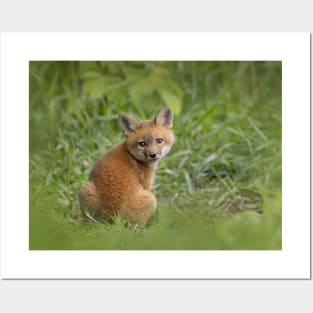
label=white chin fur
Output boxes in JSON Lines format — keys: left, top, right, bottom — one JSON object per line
{"left": 161, "top": 146, "right": 171, "bottom": 157}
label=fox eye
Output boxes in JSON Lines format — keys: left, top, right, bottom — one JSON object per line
{"left": 156, "top": 138, "right": 163, "bottom": 144}
{"left": 138, "top": 141, "right": 146, "bottom": 147}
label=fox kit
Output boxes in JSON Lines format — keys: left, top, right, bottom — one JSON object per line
{"left": 79, "top": 107, "right": 174, "bottom": 226}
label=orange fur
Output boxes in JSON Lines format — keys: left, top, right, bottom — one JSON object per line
{"left": 79, "top": 107, "right": 174, "bottom": 226}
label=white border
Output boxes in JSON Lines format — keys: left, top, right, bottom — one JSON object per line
{"left": 0, "top": 33, "right": 310, "bottom": 279}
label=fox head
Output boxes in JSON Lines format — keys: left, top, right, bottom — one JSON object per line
{"left": 119, "top": 107, "right": 175, "bottom": 164}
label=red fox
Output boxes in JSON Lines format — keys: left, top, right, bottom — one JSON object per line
{"left": 79, "top": 107, "right": 175, "bottom": 226}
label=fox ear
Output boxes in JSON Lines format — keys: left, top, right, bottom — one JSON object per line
{"left": 119, "top": 113, "right": 141, "bottom": 135}
{"left": 154, "top": 106, "right": 173, "bottom": 128}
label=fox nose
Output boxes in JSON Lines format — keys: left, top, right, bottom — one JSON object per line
{"left": 149, "top": 153, "right": 157, "bottom": 159}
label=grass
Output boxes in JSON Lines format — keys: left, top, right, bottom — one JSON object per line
{"left": 29, "top": 61, "right": 282, "bottom": 250}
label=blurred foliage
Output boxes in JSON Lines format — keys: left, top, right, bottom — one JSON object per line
{"left": 29, "top": 61, "right": 282, "bottom": 250}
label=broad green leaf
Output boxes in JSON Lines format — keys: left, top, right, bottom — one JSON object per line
{"left": 158, "top": 89, "right": 182, "bottom": 115}
{"left": 128, "top": 79, "right": 155, "bottom": 104}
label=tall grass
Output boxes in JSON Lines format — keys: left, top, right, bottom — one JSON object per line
{"left": 29, "top": 61, "right": 281, "bottom": 250}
